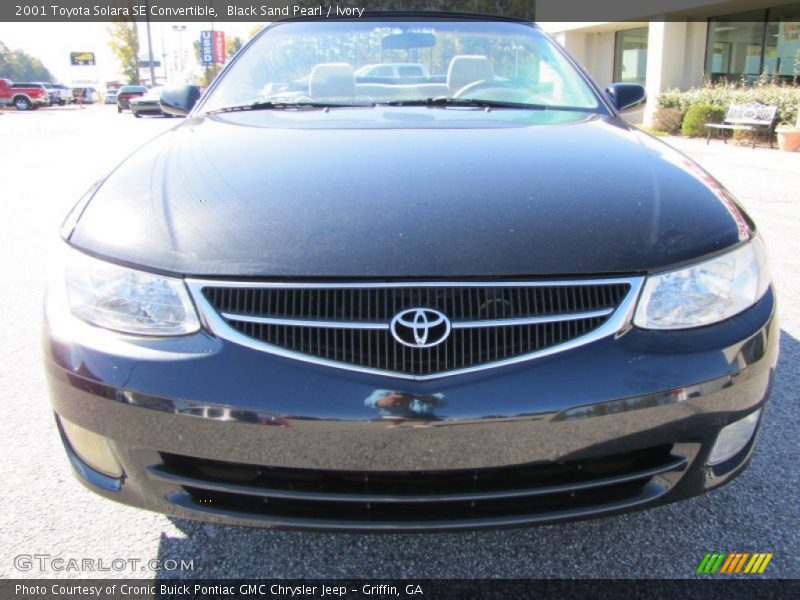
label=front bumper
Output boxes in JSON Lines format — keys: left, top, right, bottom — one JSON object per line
{"left": 44, "top": 284, "right": 778, "bottom": 531}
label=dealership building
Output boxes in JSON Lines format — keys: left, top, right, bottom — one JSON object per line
{"left": 538, "top": 0, "right": 800, "bottom": 123}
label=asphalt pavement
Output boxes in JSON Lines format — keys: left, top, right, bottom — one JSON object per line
{"left": 1, "top": 104, "right": 798, "bottom": 579}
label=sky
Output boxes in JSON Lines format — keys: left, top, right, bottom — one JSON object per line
{"left": 0, "top": 21, "right": 258, "bottom": 86}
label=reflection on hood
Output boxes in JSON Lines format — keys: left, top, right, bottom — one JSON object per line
{"left": 365, "top": 389, "right": 446, "bottom": 419}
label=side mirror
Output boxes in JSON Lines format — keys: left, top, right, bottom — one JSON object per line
{"left": 605, "top": 82, "right": 646, "bottom": 112}
{"left": 160, "top": 85, "right": 201, "bottom": 117}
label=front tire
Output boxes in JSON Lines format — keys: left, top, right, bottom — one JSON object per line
{"left": 117, "top": 105, "right": 122, "bottom": 113}
{"left": 14, "top": 96, "right": 31, "bottom": 111}
{"left": 133, "top": 112, "right": 141, "bottom": 118}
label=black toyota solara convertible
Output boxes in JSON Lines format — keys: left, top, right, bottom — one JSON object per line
{"left": 44, "top": 14, "right": 778, "bottom": 531}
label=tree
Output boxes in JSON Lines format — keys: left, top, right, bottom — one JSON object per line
{"left": 198, "top": 64, "right": 223, "bottom": 87}
{"left": 247, "top": 24, "right": 265, "bottom": 40}
{"left": 108, "top": 21, "right": 140, "bottom": 84}
{"left": 0, "top": 40, "right": 54, "bottom": 81}
{"left": 227, "top": 36, "right": 244, "bottom": 58}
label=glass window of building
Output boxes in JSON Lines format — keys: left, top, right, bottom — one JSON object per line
{"left": 614, "top": 27, "right": 648, "bottom": 84}
{"left": 706, "top": 5, "right": 800, "bottom": 84}
{"left": 706, "top": 11, "right": 767, "bottom": 83}
{"left": 764, "top": 3, "right": 800, "bottom": 81}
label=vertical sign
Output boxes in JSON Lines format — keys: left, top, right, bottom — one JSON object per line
{"left": 200, "top": 31, "right": 214, "bottom": 65}
{"left": 213, "top": 31, "right": 226, "bottom": 65}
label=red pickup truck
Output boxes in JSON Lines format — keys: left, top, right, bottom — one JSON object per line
{"left": 0, "top": 79, "right": 9, "bottom": 108}
{"left": 0, "top": 80, "right": 50, "bottom": 110}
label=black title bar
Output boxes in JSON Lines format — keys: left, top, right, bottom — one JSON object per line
{"left": 3, "top": 579, "right": 800, "bottom": 600}
{"left": 3, "top": 0, "right": 785, "bottom": 22}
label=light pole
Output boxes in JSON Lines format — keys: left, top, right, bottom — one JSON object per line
{"left": 143, "top": 0, "right": 156, "bottom": 86}
{"left": 161, "top": 38, "right": 168, "bottom": 85}
{"left": 172, "top": 25, "right": 187, "bottom": 83}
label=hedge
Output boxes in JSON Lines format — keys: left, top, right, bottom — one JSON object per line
{"left": 658, "top": 81, "right": 800, "bottom": 128}
{"left": 682, "top": 105, "right": 726, "bottom": 137}
{"left": 651, "top": 107, "right": 683, "bottom": 134}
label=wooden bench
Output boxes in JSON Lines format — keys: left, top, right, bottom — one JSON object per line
{"left": 706, "top": 103, "right": 778, "bottom": 149}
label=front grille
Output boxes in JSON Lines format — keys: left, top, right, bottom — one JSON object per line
{"left": 190, "top": 279, "right": 637, "bottom": 378}
{"left": 151, "top": 446, "right": 686, "bottom": 529}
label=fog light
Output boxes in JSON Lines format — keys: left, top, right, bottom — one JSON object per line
{"left": 59, "top": 417, "right": 123, "bottom": 478}
{"left": 708, "top": 409, "right": 761, "bottom": 466}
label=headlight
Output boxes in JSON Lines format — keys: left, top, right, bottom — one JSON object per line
{"left": 634, "top": 237, "right": 770, "bottom": 330}
{"left": 65, "top": 248, "right": 200, "bottom": 336}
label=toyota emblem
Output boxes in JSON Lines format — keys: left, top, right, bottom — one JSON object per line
{"left": 390, "top": 308, "right": 451, "bottom": 348}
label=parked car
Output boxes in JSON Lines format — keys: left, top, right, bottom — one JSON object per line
{"left": 0, "top": 78, "right": 10, "bottom": 108}
{"left": 7, "top": 82, "right": 50, "bottom": 110}
{"left": 46, "top": 15, "right": 777, "bottom": 531}
{"left": 104, "top": 89, "right": 119, "bottom": 105}
{"left": 130, "top": 87, "right": 167, "bottom": 117}
{"left": 130, "top": 86, "right": 201, "bottom": 118}
{"left": 116, "top": 85, "right": 147, "bottom": 112}
{"left": 35, "top": 82, "right": 55, "bottom": 105}
{"left": 34, "top": 82, "right": 72, "bottom": 106}
{"left": 71, "top": 87, "right": 98, "bottom": 104}
{"left": 51, "top": 83, "right": 72, "bottom": 105}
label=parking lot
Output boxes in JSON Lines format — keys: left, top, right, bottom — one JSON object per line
{"left": 1, "top": 104, "right": 798, "bottom": 579}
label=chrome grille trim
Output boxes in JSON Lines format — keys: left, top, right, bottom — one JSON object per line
{"left": 190, "top": 278, "right": 642, "bottom": 289}
{"left": 218, "top": 307, "right": 615, "bottom": 330}
{"left": 186, "top": 277, "right": 644, "bottom": 381}
{"left": 450, "top": 308, "right": 614, "bottom": 328}
{"left": 220, "top": 314, "right": 390, "bottom": 329}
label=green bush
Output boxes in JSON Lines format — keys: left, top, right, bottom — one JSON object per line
{"left": 658, "top": 80, "right": 800, "bottom": 129}
{"left": 681, "top": 105, "right": 726, "bottom": 137}
{"left": 651, "top": 107, "right": 683, "bottom": 133}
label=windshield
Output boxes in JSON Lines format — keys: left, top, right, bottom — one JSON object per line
{"left": 200, "top": 20, "right": 601, "bottom": 113}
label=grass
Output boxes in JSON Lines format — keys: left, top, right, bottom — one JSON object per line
{"left": 634, "top": 124, "right": 668, "bottom": 137}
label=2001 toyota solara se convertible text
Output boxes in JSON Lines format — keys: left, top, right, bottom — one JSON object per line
{"left": 44, "top": 15, "right": 778, "bottom": 531}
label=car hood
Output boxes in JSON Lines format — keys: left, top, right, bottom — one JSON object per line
{"left": 69, "top": 110, "right": 750, "bottom": 278}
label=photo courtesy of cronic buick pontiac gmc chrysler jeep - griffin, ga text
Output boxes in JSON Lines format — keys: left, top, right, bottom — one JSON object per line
{"left": 44, "top": 14, "right": 778, "bottom": 531}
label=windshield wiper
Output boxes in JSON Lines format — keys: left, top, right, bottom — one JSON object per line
{"left": 380, "top": 98, "right": 601, "bottom": 112}
{"left": 380, "top": 98, "right": 549, "bottom": 110}
{"left": 205, "top": 101, "right": 373, "bottom": 114}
